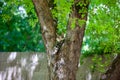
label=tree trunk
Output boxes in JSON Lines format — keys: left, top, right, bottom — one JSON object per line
{"left": 32, "top": 0, "right": 89, "bottom": 80}
{"left": 101, "top": 54, "right": 120, "bottom": 80}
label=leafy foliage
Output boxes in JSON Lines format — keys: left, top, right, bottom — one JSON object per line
{"left": 0, "top": 0, "right": 45, "bottom": 51}
{"left": 82, "top": 0, "right": 120, "bottom": 55}
{"left": 52, "top": 0, "right": 73, "bottom": 35}
{"left": 81, "top": 0, "right": 120, "bottom": 73}
{"left": 90, "top": 54, "right": 112, "bottom": 73}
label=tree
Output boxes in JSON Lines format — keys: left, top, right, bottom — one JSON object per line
{"left": 32, "top": 0, "right": 89, "bottom": 79}
{"left": 0, "top": 0, "right": 119, "bottom": 79}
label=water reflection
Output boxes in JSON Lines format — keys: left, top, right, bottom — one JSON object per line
{"left": 0, "top": 52, "right": 48, "bottom": 80}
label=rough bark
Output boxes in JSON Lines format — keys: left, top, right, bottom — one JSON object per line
{"left": 32, "top": 0, "right": 89, "bottom": 80}
{"left": 32, "top": 0, "right": 56, "bottom": 79}
{"left": 101, "top": 54, "right": 120, "bottom": 80}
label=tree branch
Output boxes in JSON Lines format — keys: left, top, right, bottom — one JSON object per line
{"left": 32, "top": 0, "right": 56, "bottom": 50}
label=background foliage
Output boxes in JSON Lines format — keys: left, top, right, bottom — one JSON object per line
{"left": 81, "top": 0, "right": 120, "bottom": 73}
{"left": 0, "top": 0, "right": 45, "bottom": 51}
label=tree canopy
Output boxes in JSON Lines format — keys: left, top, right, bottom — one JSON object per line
{"left": 0, "top": 0, "right": 119, "bottom": 53}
